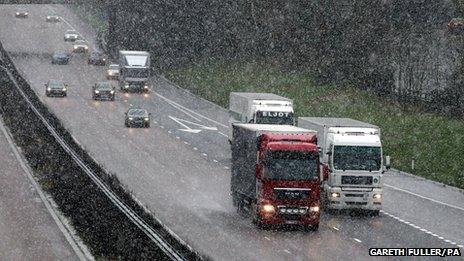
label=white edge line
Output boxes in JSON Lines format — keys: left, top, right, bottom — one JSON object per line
{"left": 0, "top": 118, "right": 91, "bottom": 261}
{"left": 353, "top": 238, "right": 362, "bottom": 243}
{"left": 384, "top": 184, "right": 464, "bottom": 212}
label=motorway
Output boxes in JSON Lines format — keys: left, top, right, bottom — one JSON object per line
{"left": 0, "top": 117, "right": 83, "bottom": 260}
{"left": 1, "top": 4, "right": 463, "bottom": 260}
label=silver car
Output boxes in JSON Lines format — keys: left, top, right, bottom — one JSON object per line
{"left": 15, "top": 10, "right": 28, "bottom": 18}
{"left": 72, "top": 40, "right": 89, "bottom": 53}
{"left": 46, "top": 14, "right": 60, "bottom": 22}
{"left": 64, "top": 30, "right": 79, "bottom": 42}
{"left": 106, "top": 64, "right": 120, "bottom": 80}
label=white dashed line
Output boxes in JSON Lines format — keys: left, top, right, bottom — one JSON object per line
{"left": 202, "top": 153, "right": 207, "bottom": 157}
{"left": 213, "top": 159, "right": 218, "bottom": 163}
{"left": 160, "top": 126, "right": 164, "bottom": 129}
{"left": 264, "top": 236, "right": 271, "bottom": 241}
{"left": 353, "top": 238, "right": 362, "bottom": 243}
{"left": 176, "top": 136, "right": 180, "bottom": 139}
{"left": 332, "top": 227, "right": 340, "bottom": 231}
{"left": 224, "top": 166, "right": 229, "bottom": 170}
{"left": 168, "top": 130, "right": 172, "bottom": 134}
{"left": 218, "top": 131, "right": 229, "bottom": 138}
{"left": 381, "top": 210, "right": 462, "bottom": 248}
{"left": 384, "top": 184, "right": 464, "bottom": 212}
{"left": 183, "top": 141, "right": 189, "bottom": 145}
{"left": 193, "top": 147, "right": 198, "bottom": 151}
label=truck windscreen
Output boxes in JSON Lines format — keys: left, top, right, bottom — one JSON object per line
{"left": 122, "top": 68, "right": 149, "bottom": 78}
{"left": 265, "top": 151, "right": 318, "bottom": 181}
{"left": 333, "top": 146, "right": 381, "bottom": 171}
{"left": 255, "top": 111, "right": 293, "bottom": 125}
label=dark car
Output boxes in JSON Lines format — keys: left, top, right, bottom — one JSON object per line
{"left": 92, "top": 81, "right": 115, "bottom": 101}
{"left": 125, "top": 108, "right": 151, "bottom": 128}
{"left": 448, "top": 18, "right": 464, "bottom": 35}
{"left": 88, "top": 51, "right": 106, "bottom": 65}
{"left": 15, "top": 10, "right": 29, "bottom": 18}
{"left": 51, "top": 51, "right": 71, "bottom": 65}
{"left": 46, "top": 14, "right": 60, "bottom": 22}
{"left": 45, "top": 80, "right": 67, "bottom": 97}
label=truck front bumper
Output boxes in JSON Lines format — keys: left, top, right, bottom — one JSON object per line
{"left": 259, "top": 206, "right": 320, "bottom": 226}
{"left": 325, "top": 185, "right": 382, "bottom": 210}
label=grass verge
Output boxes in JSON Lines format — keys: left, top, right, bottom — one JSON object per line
{"left": 166, "top": 60, "right": 464, "bottom": 189}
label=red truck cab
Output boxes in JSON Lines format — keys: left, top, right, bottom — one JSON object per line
{"left": 231, "top": 124, "right": 320, "bottom": 230}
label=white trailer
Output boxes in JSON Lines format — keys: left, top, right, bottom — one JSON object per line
{"left": 228, "top": 92, "right": 294, "bottom": 141}
{"left": 118, "top": 50, "right": 150, "bottom": 92}
{"left": 298, "top": 117, "right": 387, "bottom": 214}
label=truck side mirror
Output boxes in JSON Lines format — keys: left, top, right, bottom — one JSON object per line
{"left": 385, "top": 156, "right": 391, "bottom": 170}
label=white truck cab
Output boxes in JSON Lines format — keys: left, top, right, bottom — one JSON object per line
{"left": 298, "top": 117, "right": 387, "bottom": 214}
{"left": 228, "top": 92, "right": 294, "bottom": 141}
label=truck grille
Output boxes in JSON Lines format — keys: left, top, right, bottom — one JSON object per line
{"left": 274, "top": 188, "right": 310, "bottom": 200}
{"left": 341, "top": 176, "right": 373, "bottom": 185}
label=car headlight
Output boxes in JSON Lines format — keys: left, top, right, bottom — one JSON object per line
{"left": 110, "top": 90, "right": 115, "bottom": 94}
{"left": 25, "top": 12, "right": 28, "bottom": 15}
{"left": 103, "top": 58, "right": 106, "bottom": 61}
{"left": 261, "top": 204, "right": 275, "bottom": 213}
{"left": 124, "top": 84, "right": 129, "bottom": 88}
{"left": 84, "top": 46, "right": 88, "bottom": 49}
{"left": 47, "top": 87, "right": 51, "bottom": 91}
{"left": 144, "top": 117, "right": 149, "bottom": 121}
{"left": 309, "top": 206, "right": 320, "bottom": 212}
{"left": 95, "top": 90, "right": 100, "bottom": 94}
{"left": 373, "top": 194, "right": 382, "bottom": 199}
{"left": 73, "top": 46, "right": 78, "bottom": 49}
{"left": 144, "top": 85, "right": 149, "bottom": 89}
{"left": 331, "top": 192, "right": 340, "bottom": 198}
{"left": 62, "top": 88, "right": 67, "bottom": 91}
{"left": 107, "top": 71, "right": 112, "bottom": 75}
{"left": 128, "top": 117, "right": 133, "bottom": 120}
{"left": 16, "top": 12, "right": 20, "bottom": 15}
{"left": 47, "top": 16, "right": 50, "bottom": 19}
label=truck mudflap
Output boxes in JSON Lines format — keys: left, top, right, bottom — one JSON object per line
{"left": 324, "top": 185, "right": 382, "bottom": 210}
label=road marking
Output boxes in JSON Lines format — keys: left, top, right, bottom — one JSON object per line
{"left": 384, "top": 184, "right": 464, "bottom": 212}
{"left": 155, "top": 92, "right": 228, "bottom": 128}
{"left": 332, "top": 227, "right": 339, "bottom": 231}
{"left": 218, "top": 131, "right": 229, "bottom": 138}
{"left": 183, "top": 141, "right": 189, "bottom": 145}
{"left": 202, "top": 153, "right": 207, "bottom": 157}
{"left": 380, "top": 210, "right": 462, "bottom": 248}
{"left": 176, "top": 136, "right": 180, "bottom": 139}
{"left": 160, "top": 126, "right": 164, "bottom": 129}
{"left": 353, "top": 238, "right": 362, "bottom": 243}
{"left": 168, "top": 130, "right": 172, "bottom": 134}
{"left": 224, "top": 166, "right": 229, "bottom": 170}
{"left": 193, "top": 147, "right": 198, "bottom": 151}
{"left": 0, "top": 118, "right": 90, "bottom": 261}
{"left": 458, "top": 245, "right": 463, "bottom": 248}
{"left": 283, "top": 249, "right": 291, "bottom": 254}
{"left": 169, "top": 116, "right": 217, "bottom": 133}
{"left": 264, "top": 236, "right": 271, "bottom": 241}
{"left": 213, "top": 159, "right": 218, "bottom": 163}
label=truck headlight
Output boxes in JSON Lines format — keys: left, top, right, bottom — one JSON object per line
{"left": 47, "top": 16, "right": 51, "bottom": 19}
{"left": 16, "top": 12, "right": 20, "bottom": 15}
{"left": 47, "top": 87, "right": 51, "bottom": 91}
{"left": 144, "top": 117, "right": 149, "bottom": 121}
{"left": 124, "top": 84, "right": 129, "bottom": 88}
{"left": 373, "top": 194, "right": 382, "bottom": 199}
{"left": 73, "top": 46, "right": 78, "bottom": 49}
{"left": 331, "top": 192, "right": 340, "bottom": 198}
{"left": 261, "top": 204, "right": 275, "bottom": 213}
{"left": 128, "top": 117, "right": 133, "bottom": 120}
{"left": 110, "top": 90, "right": 115, "bottom": 94}
{"left": 62, "top": 88, "right": 67, "bottom": 91}
{"left": 309, "top": 206, "right": 320, "bottom": 212}
{"left": 95, "top": 90, "right": 100, "bottom": 94}
{"left": 84, "top": 46, "right": 88, "bottom": 49}
{"left": 144, "top": 85, "right": 149, "bottom": 89}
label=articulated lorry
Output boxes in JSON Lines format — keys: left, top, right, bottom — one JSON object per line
{"left": 231, "top": 124, "right": 320, "bottom": 229}
{"left": 298, "top": 117, "right": 387, "bottom": 215}
{"left": 118, "top": 50, "right": 150, "bottom": 92}
{"left": 228, "top": 92, "right": 294, "bottom": 141}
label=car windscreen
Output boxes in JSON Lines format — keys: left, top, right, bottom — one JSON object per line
{"left": 128, "top": 109, "right": 147, "bottom": 117}
{"left": 265, "top": 150, "right": 318, "bottom": 181}
{"left": 333, "top": 146, "right": 381, "bottom": 171}
{"left": 49, "top": 81, "right": 64, "bottom": 88}
{"left": 96, "top": 83, "right": 112, "bottom": 90}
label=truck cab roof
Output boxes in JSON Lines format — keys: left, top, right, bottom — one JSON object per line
{"left": 298, "top": 117, "right": 378, "bottom": 129}
{"left": 332, "top": 132, "right": 381, "bottom": 147}
{"left": 230, "top": 92, "right": 292, "bottom": 101}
